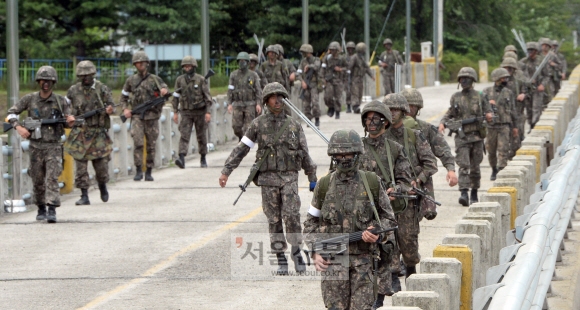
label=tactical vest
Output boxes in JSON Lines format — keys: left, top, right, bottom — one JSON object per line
{"left": 179, "top": 74, "right": 206, "bottom": 110}
{"left": 255, "top": 115, "right": 303, "bottom": 172}
{"left": 323, "top": 56, "right": 344, "bottom": 83}
{"left": 231, "top": 70, "right": 257, "bottom": 102}
{"left": 29, "top": 92, "right": 66, "bottom": 142}
{"left": 486, "top": 87, "right": 513, "bottom": 125}
{"left": 71, "top": 81, "right": 111, "bottom": 129}
{"left": 262, "top": 62, "right": 285, "bottom": 85}
{"left": 451, "top": 90, "right": 485, "bottom": 135}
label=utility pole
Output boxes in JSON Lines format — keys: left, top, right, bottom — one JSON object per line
{"left": 405, "top": 0, "right": 411, "bottom": 86}
{"left": 302, "top": 0, "right": 309, "bottom": 44}
{"left": 201, "top": 0, "right": 210, "bottom": 80}
{"left": 433, "top": 0, "right": 439, "bottom": 85}
{"left": 364, "top": 0, "right": 370, "bottom": 62}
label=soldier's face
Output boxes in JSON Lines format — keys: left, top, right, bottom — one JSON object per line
{"left": 364, "top": 111, "right": 387, "bottom": 133}
{"left": 459, "top": 77, "right": 473, "bottom": 89}
{"left": 249, "top": 61, "right": 257, "bottom": 69}
{"left": 77, "top": 74, "right": 94, "bottom": 86}
{"left": 541, "top": 44, "right": 550, "bottom": 53}
{"left": 267, "top": 52, "right": 277, "bottom": 61}
{"left": 238, "top": 60, "right": 248, "bottom": 70}
{"left": 329, "top": 49, "right": 338, "bottom": 57}
{"left": 527, "top": 49, "right": 537, "bottom": 58}
{"left": 38, "top": 79, "right": 54, "bottom": 92}
{"left": 135, "top": 61, "right": 148, "bottom": 73}
{"left": 266, "top": 95, "right": 285, "bottom": 114}
{"left": 505, "top": 67, "right": 515, "bottom": 75}
{"left": 389, "top": 109, "right": 403, "bottom": 124}
{"left": 347, "top": 48, "right": 355, "bottom": 55}
{"left": 182, "top": 64, "right": 193, "bottom": 72}
{"left": 384, "top": 44, "right": 392, "bottom": 50}
{"left": 408, "top": 105, "right": 419, "bottom": 117}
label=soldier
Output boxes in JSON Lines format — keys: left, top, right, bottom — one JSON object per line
{"left": 172, "top": 56, "right": 213, "bottom": 169}
{"left": 274, "top": 44, "right": 296, "bottom": 91}
{"left": 296, "top": 44, "right": 321, "bottom": 127}
{"left": 520, "top": 42, "right": 550, "bottom": 129}
{"left": 321, "top": 41, "right": 347, "bottom": 119}
{"left": 121, "top": 51, "right": 169, "bottom": 182}
{"left": 303, "top": 129, "right": 397, "bottom": 310}
{"left": 64, "top": 60, "right": 115, "bottom": 206}
{"left": 345, "top": 41, "right": 356, "bottom": 113}
{"left": 249, "top": 53, "right": 268, "bottom": 89}
{"left": 552, "top": 40, "right": 567, "bottom": 94}
{"left": 227, "top": 52, "right": 263, "bottom": 141}
{"left": 358, "top": 101, "right": 414, "bottom": 307}
{"left": 401, "top": 88, "right": 458, "bottom": 191}
{"left": 260, "top": 45, "right": 289, "bottom": 93}
{"left": 539, "top": 37, "right": 561, "bottom": 102}
{"left": 348, "top": 42, "right": 376, "bottom": 114}
{"left": 384, "top": 93, "right": 438, "bottom": 290}
{"left": 7, "top": 66, "right": 74, "bottom": 223}
{"left": 439, "top": 67, "right": 493, "bottom": 206}
{"left": 501, "top": 57, "right": 528, "bottom": 158}
{"left": 219, "top": 82, "right": 316, "bottom": 275}
{"left": 503, "top": 51, "right": 518, "bottom": 61}
{"left": 504, "top": 45, "right": 518, "bottom": 55}
{"left": 483, "top": 68, "right": 519, "bottom": 180}
{"left": 378, "top": 38, "right": 404, "bottom": 95}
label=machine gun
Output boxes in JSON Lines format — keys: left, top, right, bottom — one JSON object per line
{"left": 3, "top": 117, "right": 84, "bottom": 139}
{"left": 299, "top": 67, "right": 315, "bottom": 100}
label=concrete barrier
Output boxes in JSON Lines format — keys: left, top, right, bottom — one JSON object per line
{"left": 442, "top": 235, "right": 482, "bottom": 292}
{"left": 480, "top": 193, "right": 512, "bottom": 237}
{"left": 464, "top": 212, "right": 500, "bottom": 266}
{"left": 455, "top": 220, "right": 493, "bottom": 279}
{"left": 495, "top": 168, "right": 528, "bottom": 206}
{"left": 492, "top": 179, "right": 523, "bottom": 218}
{"left": 511, "top": 154, "right": 539, "bottom": 182}
{"left": 420, "top": 258, "right": 463, "bottom": 310}
{"left": 433, "top": 244, "right": 473, "bottom": 310}
{"left": 407, "top": 274, "right": 452, "bottom": 310}
{"left": 468, "top": 202, "right": 503, "bottom": 265}
{"left": 392, "top": 291, "right": 439, "bottom": 310}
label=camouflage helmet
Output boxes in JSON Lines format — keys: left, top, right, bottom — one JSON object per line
{"left": 383, "top": 38, "right": 393, "bottom": 45}
{"left": 457, "top": 67, "right": 478, "bottom": 82}
{"left": 181, "top": 55, "right": 198, "bottom": 67}
{"left": 237, "top": 52, "right": 250, "bottom": 61}
{"left": 526, "top": 42, "right": 539, "bottom": 51}
{"left": 346, "top": 41, "right": 356, "bottom": 49}
{"left": 401, "top": 88, "right": 424, "bottom": 109}
{"left": 501, "top": 57, "right": 519, "bottom": 70}
{"left": 262, "top": 82, "right": 289, "bottom": 104}
{"left": 361, "top": 100, "right": 392, "bottom": 129}
{"left": 275, "top": 44, "right": 284, "bottom": 55}
{"left": 265, "top": 45, "right": 279, "bottom": 55}
{"left": 35, "top": 66, "right": 58, "bottom": 82}
{"left": 503, "top": 51, "right": 518, "bottom": 60}
{"left": 552, "top": 40, "right": 559, "bottom": 46}
{"left": 249, "top": 53, "right": 259, "bottom": 62}
{"left": 539, "top": 37, "right": 552, "bottom": 47}
{"left": 355, "top": 42, "right": 367, "bottom": 53}
{"left": 76, "top": 60, "right": 96, "bottom": 76}
{"left": 327, "top": 129, "right": 364, "bottom": 156}
{"left": 504, "top": 45, "right": 517, "bottom": 53}
{"left": 491, "top": 68, "right": 510, "bottom": 82}
{"left": 299, "top": 44, "right": 313, "bottom": 53}
{"left": 382, "top": 93, "right": 410, "bottom": 114}
{"left": 328, "top": 41, "right": 341, "bottom": 50}
{"left": 132, "top": 51, "right": 149, "bottom": 64}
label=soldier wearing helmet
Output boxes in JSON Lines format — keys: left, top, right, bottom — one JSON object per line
{"left": 248, "top": 53, "right": 268, "bottom": 89}
{"left": 504, "top": 45, "right": 517, "bottom": 54}
{"left": 303, "top": 128, "right": 397, "bottom": 310}
{"left": 296, "top": 44, "right": 322, "bottom": 127}
{"left": 483, "top": 68, "right": 519, "bottom": 181}
{"left": 171, "top": 55, "right": 213, "bottom": 169}
{"left": 64, "top": 60, "right": 115, "bottom": 206}
{"left": 552, "top": 40, "right": 567, "bottom": 83}
{"left": 539, "top": 38, "right": 562, "bottom": 101}
{"left": 7, "top": 66, "right": 74, "bottom": 223}
{"left": 227, "top": 52, "right": 263, "bottom": 141}
{"left": 220, "top": 82, "right": 317, "bottom": 276}
{"left": 439, "top": 67, "right": 493, "bottom": 206}
{"left": 121, "top": 50, "right": 169, "bottom": 182}
{"left": 383, "top": 93, "right": 437, "bottom": 289}
{"left": 378, "top": 38, "right": 404, "bottom": 95}
{"left": 348, "top": 42, "right": 376, "bottom": 113}
{"left": 519, "top": 42, "right": 550, "bottom": 128}
{"left": 274, "top": 44, "right": 297, "bottom": 88}
{"left": 501, "top": 57, "right": 528, "bottom": 157}
{"left": 260, "top": 45, "right": 289, "bottom": 92}
{"left": 344, "top": 41, "right": 357, "bottom": 113}
{"left": 321, "top": 41, "right": 348, "bottom": 119}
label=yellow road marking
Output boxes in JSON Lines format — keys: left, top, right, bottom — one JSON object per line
{"left": 78, "top": 206, "right": 263, "bottom": 310}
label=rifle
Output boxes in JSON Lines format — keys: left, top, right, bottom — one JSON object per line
{"left": 304, "top": 226, "right": 398, "bottom": 265}
{"left": 76, "top": 103, "right": 122, "bottom": 121}
{"left": 3, "top": 117, "right": 85, "bottom": 138}
{"left": 389, "top": 192, "right": 417, "bottom": 200}
{"left": 412, "top": 186, "right": 441, "bottom": 206}
{"left": 282, "top": 98, "right": 330, "bottom": 144}
{"left": 444, "top": 116, "right": 494, "bottom": 138}
{"left": 299, "top": 67, "right": 315, "bottom": 100}
{"left": 233, "top": 163, "right": 260, "bottom": 206}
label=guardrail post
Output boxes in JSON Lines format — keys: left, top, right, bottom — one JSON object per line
{"left": 442, "top": 235, "right": 482, "bottom": 291}
{"left": 433, "top": 244, "right": 473, "bottom": 310}
{"left": 420, "top": 258, "right": 463, "bottom": 310}
{"left": 455, "top": 220, "right": 493, "bottom": 283}
{"left": 392, "top": 291, "right": 439, "bottom": 310}
{"left": 407, "top": 274, "right": 451, "bottom": 309}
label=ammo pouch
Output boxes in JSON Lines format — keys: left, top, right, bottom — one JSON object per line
{"left": 392, "top": 197, "right": 408, "bottom": 214}
{"left": 419, "top": 195, "right": 437, "bottom": 219}
{"left": 479, "top": 123, "right": 487, "bottom": 139}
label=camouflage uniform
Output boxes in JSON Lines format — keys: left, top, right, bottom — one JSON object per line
{"left": 345, "top": 42, "right": 356, "bottom": 111}
{"left": 260, "top": 46, "right": 289, "bottom": 92}
{"left": 222, "top": 83, "right": 317, "bottom": 256}
{"left": 7, "top": 67, "right": 71, "bottom": 210}
{"left": 378, "top": 39, "right": 404, "bottom": 95}
{"left": 275, "top": 44, "right": 296, "bottom": 91}
{"left": 483, "top": 69, "right": 518, "bottom": 172}
{"left": 502, "top": 58, "right": 528, "bottom": 157}
{"left": 552, "top": 40, "right": 567, "bottom": 93}
{"left": 249, "top": 53, "right": 268, "bottom": 89}
{"left": 520, "top": 42, "right": 550, "bottom": 127}
{"left": 321, "top": 42, "right": 347, "bottom": 117}
{"left": 349, "top": 43, "right": 375, "bottom": 113}
{"left": 303, "top": 129, "right": 397, "bottom": 310}
{"left": 539, "top": 38, "right": 562, "bottom": 101}
{"left": 227, "top": 52, "right": 262, "bottom": 140}
{"left": 296, "top": 44, "right": 322, "bottom": 121}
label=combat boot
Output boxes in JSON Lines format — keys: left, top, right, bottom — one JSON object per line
{"left": 290, "top": 246, "right": 306, "bottom": 273}
{"left": 353, "top": 105, "right": 361, "bottom": 114}
{"left": 145, "top": 167, "right": 154, "bottom": 181}
{"left": 75, "top": 188, "right": 90, "bottom": 205}
{"left": 134, "top": 166, "right": 143, "bottom": 181}
{"left": 490, "top": 167, "right": 498, "bottom": 181}
{"left": 46, "top": 205, "right": 57, "bottom": 223}
{"left": 372, "top": 294, "right": 385, "bottom": 310}
{"left": 405, "top": 265, "right": 416, "bottom": 278}
{"left": 200, "top": 154, "right": 208, "bottom": 168}
{"left": 175, "top": 153, "right": 185, "bottom": 169}
{"left": 98, "top": 183, "right": 109, "bottom": 202}
{"left": 327, "top": 107, "right": 335, "bottom": 117}
{"left": 335, "top": 111, "right": 340, "bottom": 119}
{"left": 36, "top": 205, "right": 46, "bottom": 221}
{"left": 470, "top": 189, "right": 478, "bottom": 205}
{"left": 391, "top": 272, "right": 402, "bottom": 293}
{"left": 315, "top": 118, "right": 320, "bottom": 128}
{"left": 459, "top": 189, "right": 469, "bottom": 207}
{"left": 276, "top": 252, "right": 289, "bottom": 276}
{"left": 346, "top": 104, "right": 352, "bottom": 113}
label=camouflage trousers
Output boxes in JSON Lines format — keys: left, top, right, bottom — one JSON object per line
{"left": 525, "top": 92, "right": 545, "bottom": 127}
{"left": 261, "top": 183, "right": 303, "bottom": 253}
{"left": 456, "top": 140, "right": 484, "bottom": 190}
{"left": 351, "top": 78, "right": 364, "bottom": 110}
{"left": 324, "top": 82, "right": 343, "bottom": 112}
{"left": 322, "top": 253, "right": 375, "bottom": 310}
{"left": 381, "top": 72, "right": 395, "bottom": 95}
{"left": 178, "top": 111, "right": 207, "bottom": 155}
{"left": 389, "top": 201, "right": 421, "bottom": 271}
{"left": 486, "top": 126, "right": 511, "bottom": 168}
{"left": 29, "top": 145, "right": 62, "bottom": 206}
{"left": 233, "top": 105, "right": 256, "bottom": 140}
{"left": 75, "top": 157, "right": 109, "bottom": 189}
{"left": 131, "top": 117, "right": 159, "bottom": 168}
{"left": 302, "top": 87, "right": 321, "bottom": 120}
{"left": 511, "top": 101, "right": 526, "bottom": 158}
{"left": 345, "top": 82, "right": 352, "bottom": 106}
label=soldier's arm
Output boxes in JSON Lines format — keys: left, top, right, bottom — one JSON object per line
{"left": 295, "top": 61, "right": 304, "bottom": 82}
{"left": 319, "top": 58, "right": 327, "bottom": 77}
{"left": 508, "top": 90, "right": 518, "bottom": 125}
{"left": 414, "top": 131, "right": 438, "bottom": 184}
{"left": 120, "top": 77, "right": 132, "bottom": 110}
{"left": 7, "top": 94, "right": 31, "bottom": 127}
{"left": 156, "top": 76, "right": 169, "bottom": 92}
{"left": 440, "top": 96, "right": 457, "bottom": 125}
{"left": 479, "top": 91, "right": 492, "bottom": 114}
{"left": 303, "top": 185, "right": 322, "bottom": 243}
{"left": 221, "top": 119, "right": 259, "bottom": 176}
{"left": 428, "top": 125, "right": 455, "bottom": 172}
{"left": 227, "top": 74, "right": 235, "bottom": 104}
{"left": 393, "top": 142, "right": 413, "bottom": 193}
{"left": 253, "top": 73, "right": 262, "bottom": 107}
{"left": 172, "top": 77, "right": 181, "bottom": 112}
{"left": 298, "top": 125, "right": 317, "bottom": 182}
{"left": 100, "top": 84, "right": 117, "bottom": 114}
{"left": 377, "top": 179, "right": 397, "bottom": 229}
{"left": 66, "top": 87, "right": 78, "bottom": 116}
{"left": 202, "top": 77, "right": 212, "bottom": 115}
{"left": 364, "top": 61, "right": 374, "bottom": 78}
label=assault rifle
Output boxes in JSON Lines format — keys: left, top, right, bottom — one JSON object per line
{"left": 299, "top": 67, "right": 315, "bottom": 100}
{"left": 76, "top": 103, "right": 122, "bottom": 122}
{"left": 412, "top": 186, "right": 441, "bottom": 206}
{"left": 389, "top": 192, "right": 417, "bottom": 200}
{"left": 3, "top": 117, "right": 84, "bottom": 139}
{"left": 120, "top": 91, "right": 176, "bottom": 123}
{"left": 444, "top": 116, "right": 497, "bottom": 138}
{"left": 233, "top": 162, "right": 259, "bottom": 206}
{"left": 304, "top": 226, "right": 398, "bottom": 265}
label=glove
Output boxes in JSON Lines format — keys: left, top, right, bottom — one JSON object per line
{"left": 309, "top": 181, "right": 317, "bottom": 192}
{"left": 424, "top": 211, "right": 437, "bottom": 220}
